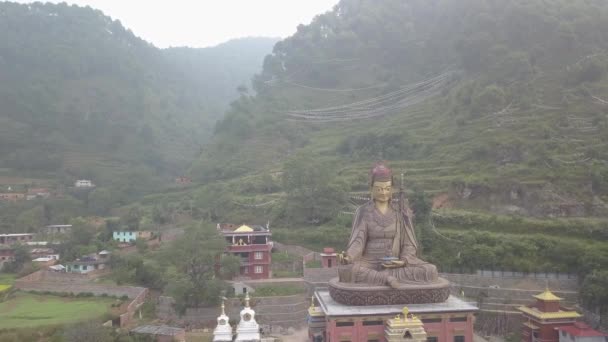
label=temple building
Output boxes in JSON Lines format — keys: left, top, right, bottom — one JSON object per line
{"left": 217, "top": 223, "right": 272, "bottom": 280}
{"left": 309, "top": 290, "right": 477, "bottom": 342}
{"left": 518, "top": 289, "right": 582, "bottom": 342}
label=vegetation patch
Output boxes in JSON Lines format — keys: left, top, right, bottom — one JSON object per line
{"left": 252, "top": 285, "right": 306, "bottom": 297}
{"left": 0, "top": 292, "right": 114, "bottom": 329}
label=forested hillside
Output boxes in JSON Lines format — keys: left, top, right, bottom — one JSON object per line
{"left": 194, "top": 0, "right": 608, "bottom": 217}
{"left": 0, "top": 2, "right": 276, "bottom": 189}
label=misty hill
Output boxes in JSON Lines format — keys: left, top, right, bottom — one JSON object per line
{"left": 193, "top": 0, "right": 608, "bottom": 217}
{"left": 0, "top": 2, "right": 276, "bottom": 190}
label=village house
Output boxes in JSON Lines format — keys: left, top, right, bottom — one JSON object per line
{"left": 42, "top": 224, "right": 72, "bottom": 234}
{"left": 29, "top": 247, "right": 59, "bottom": 260}
{"left": 174, "top": 176, "right": 192, "bottom": 185}
{"left": 74, "top": 179, "right": 95, "bottom": 188}
{"left": 0, "top": 233, "right": 34, "bottom": 245}
{"left": 66, "top": 251, "right": 110, "bottom": 274}
{"left": 0, "top": 193, "right": 25, "bottom": 201}
{"left": 217, "top": 223, "right": 273, "bottom": 280}
{"left": 32, "top": 257, "right": 57, "bottom": 268}
{"left": 113, "top": 231, "right": 153, "bottom": 243}
{"left": 26, "top": 187, "right": 51, "bottom": 200}
{"left": 0, "top": 246, "right": 14, "bottom": 267}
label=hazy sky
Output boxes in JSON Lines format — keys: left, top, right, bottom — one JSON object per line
{"left": 14, "top": 0, "right": 339, "bottom": 48}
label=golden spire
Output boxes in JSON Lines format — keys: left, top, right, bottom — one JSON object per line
{"left": 402, "top": 307, "right": 409, "bottom": 321}
{"left": 245, "top": 292, "right": 250, "bottom": 308}
{"left": 221, "top": 297, "right": 226, "bottom": 316}
{"left": 310, "top": 296, "right": 315, "bottom": 309}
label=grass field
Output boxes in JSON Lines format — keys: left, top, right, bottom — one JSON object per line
{"left": 0, "top": 293, "right": 115, "bottom": 329}
{"left": 0, "top": 273, "right": 16, "bottom": 285}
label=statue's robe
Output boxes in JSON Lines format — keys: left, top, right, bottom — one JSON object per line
{"left": 345, "top": 201, "right": 438, "bottom": 285}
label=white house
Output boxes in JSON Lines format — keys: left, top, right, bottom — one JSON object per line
{"left": 75, "top": 180, "right": 95, "bottom": 188}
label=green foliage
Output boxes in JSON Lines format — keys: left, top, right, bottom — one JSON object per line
{"left": 164, "top": 223, "right": 237, "bottom": 312}
{"left": 580, "top": 270, "right": 608, "bottom": 323}
{"left": 283, "top": 154, "right": 347, "bottom": 225}
{"left": 251, "top": 285, "right": 305, "bottom": 297}
{"left": 2, "top": 245, "right": 30, "bottom": 273}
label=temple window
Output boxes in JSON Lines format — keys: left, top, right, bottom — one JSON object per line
{"left": 454, "top": 335, "right": 465, "bottom": 342}
{"left": 336, "top": 321, "right": 354, "bottom": 327}
{"left": 254, "top": 266, "right": 263, "bottom": 274}
{"left": 362, "top": 320, "right": 383, "bottom": 326}
{"left": 254, "top": 252, "right": 263, "bottom": 260}
{"left": 450, "top": 317, "right": 468, "bottom": 322}
{"left": 427, "top": 337, "right": 438, "bottom": 342}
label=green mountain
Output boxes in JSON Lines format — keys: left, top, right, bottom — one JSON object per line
{"left": 0, "top": 2, "right": 276, "bottom": 189}
{"left": 193, "top": 0, "right": 608, "bottom": 218}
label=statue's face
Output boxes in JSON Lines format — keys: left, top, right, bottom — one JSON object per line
{"left": 372, "top": 180, "right": 392, "bottom": 203}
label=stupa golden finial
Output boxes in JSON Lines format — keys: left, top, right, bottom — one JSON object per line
{"left": 221, "top": 297, "right": 226, "bottom": 315}
{"left": 310, "top": 296, "right": 315, "bottom": 309}
{"left": 245, "top": 292, "right": 250, "bottom": 308}
{"left": 402, "top": 307, "right": 409, "bottom": 321}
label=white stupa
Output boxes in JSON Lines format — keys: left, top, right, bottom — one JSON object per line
{"left": 213, "top": 299, "right": 233, "bottom": 342}
{"left": 235, "top": 293, "right": 260, "bottom": 342}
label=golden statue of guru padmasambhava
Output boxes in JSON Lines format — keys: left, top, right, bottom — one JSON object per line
{"left": 341, "top": 163, "right": 439, "bottom": 289}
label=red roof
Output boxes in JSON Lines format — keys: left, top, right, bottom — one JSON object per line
{"left": 556, "top": 322, "right": 607, "bottom": 337}
{"left": 323, "top": 247, "right": 335, "bottom": 254}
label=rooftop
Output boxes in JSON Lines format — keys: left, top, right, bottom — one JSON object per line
{"left": 218, "top": 223, "right": 271, "bottom": 235}
{"left": 534, "top": 289, "right": 563, "bottom": 301}
{"left": 315, "top": 290, "right": 478, "bottom": 317}
{"left": 518, "top": 306, "right": 581, "bottom": 320}
{"left": 131, "top": 325, "right": 185, "bottom": 336}
{"left": 556, "top": 322, "right": 608, "bottom": 337}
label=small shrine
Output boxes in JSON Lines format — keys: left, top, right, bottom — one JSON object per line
{"left": 518, "top": 288, "right": 582, "bottom": 342}
{"left": 235, "top": 293, "right": 261, "bottom": 342}
{"left": 385, "top": 307, "right": 427, "bottom": 342}
{"left": 213, "top": 299, "right": 233, "bottom": 342}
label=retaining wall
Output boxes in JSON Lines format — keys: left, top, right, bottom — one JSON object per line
{"left": 157, "top": 293, "right": 309, "bottom": 329}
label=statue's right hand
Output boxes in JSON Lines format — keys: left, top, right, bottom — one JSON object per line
{"left": 339, "top": 251, "right": 352, "bottom": 264}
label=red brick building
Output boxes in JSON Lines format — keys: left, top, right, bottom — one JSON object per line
{"left": 518, "top": 289, "right": 581, "bottom": 342}
{"left": 217, "top": 223, "right": 272, "bottom": 280}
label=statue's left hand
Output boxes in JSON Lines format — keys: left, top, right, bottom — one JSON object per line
{"left": 382, "top": 260, "right": 406, "bottom": 268}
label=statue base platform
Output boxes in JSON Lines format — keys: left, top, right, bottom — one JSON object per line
{"left": 328, "top": 277, "right": 450, "bottom": 306}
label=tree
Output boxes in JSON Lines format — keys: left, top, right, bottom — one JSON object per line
{"left": 282, "top": 154, "right": 346, "bottom": 225}
{"left": 165, "top": 223, "right": 239, "bottom": 312}
{"left": 2, "top": 244, "right": 30, "bottom": 273}
{"left": 580, "top": 270, "right": 608, "bottom": 326}
{"left": 88, "top": 188, "right": 115, "bottom": 215}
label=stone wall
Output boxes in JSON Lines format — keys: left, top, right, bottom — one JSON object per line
{"left": 304, "top": 267, "right": 337, "bottom": 285}
{"left": 17, "top": 269, "right": 108, "bottom": 283}
{"left": 119, "top": 287, "right": 148, "bottom": 327}
{"left": 157, "top": 293, "right": 309, "bottom": 329}
{"left": 441, "top": 272, "right": 579, "bottom": 292}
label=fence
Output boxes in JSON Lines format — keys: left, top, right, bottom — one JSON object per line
{"left": 440, "top": 268, "right": 577, "bottom": 281}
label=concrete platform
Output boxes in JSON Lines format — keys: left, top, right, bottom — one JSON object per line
{"left": 315, "top": 289, "right": 478, "bottom": 317}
